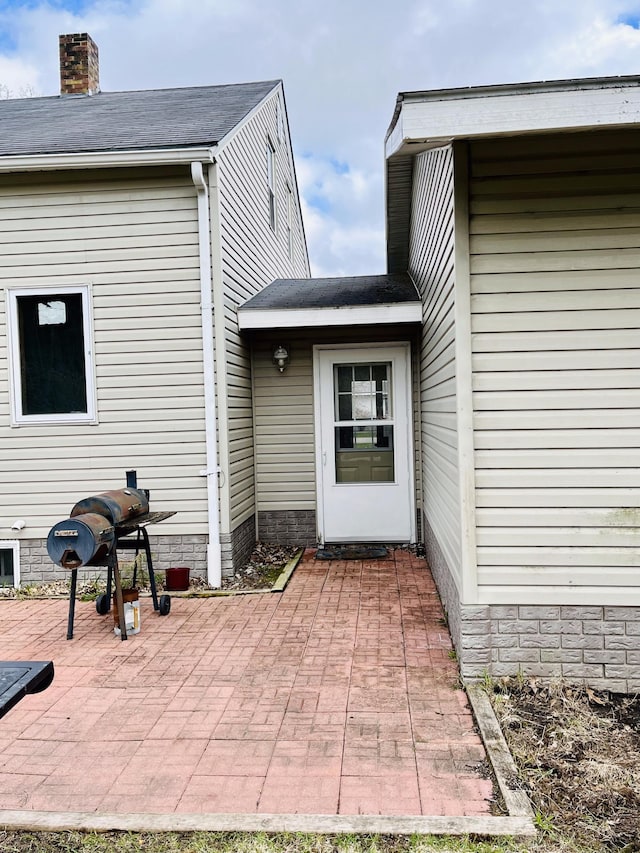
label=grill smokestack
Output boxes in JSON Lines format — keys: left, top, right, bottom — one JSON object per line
{"left": 59, "top": 33, "right": 100, "bottom": 95}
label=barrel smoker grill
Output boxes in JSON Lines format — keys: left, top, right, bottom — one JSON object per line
{"left": 47, "top": 473, "right": 174, "bottom": 640}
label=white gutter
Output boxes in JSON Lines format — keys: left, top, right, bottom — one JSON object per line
{"left": 0, "top": 147, "right": 214, "bottom": 173}
{"left": 191, "top": 160, "right": 222, "bottom": 588}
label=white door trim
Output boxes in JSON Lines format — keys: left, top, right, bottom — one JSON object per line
{"left": 313, "top": 341, "right": 416, "bottom": 544}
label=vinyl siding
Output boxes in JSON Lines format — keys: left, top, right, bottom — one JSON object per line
{"left": 0, "top": 167, "right": 207, "bottom": 536}
{"left": 409, "top": 147, "right": 462, "bottom": 592}
{"left": 469, "top": 130, "right": 640, "bottom": 600}
{"left": 252, "top": 328, "right": 421, "bottom": 515}
{"left": 216, "top": 88, "right": 310, "bottom": 532}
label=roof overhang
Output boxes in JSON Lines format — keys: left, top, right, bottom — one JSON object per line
{"left": 238, "top": 301, "right": 422, "bottom": 330}
{"left": 0, "top": 146, "right": 216, "bottom": 173}
{"left": 386, "top": 75, "right": 640, "bottom": 158}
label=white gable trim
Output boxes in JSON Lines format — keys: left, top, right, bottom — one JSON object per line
{"left": 238, "top": 302, "right": 422, "bottom": 330}
{"left": 215, "top": 82, "right": 280, "bottom": 151}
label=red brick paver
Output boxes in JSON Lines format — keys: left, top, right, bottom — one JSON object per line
{"left": 0, "top": 550, "right": 494, "bottom": 816}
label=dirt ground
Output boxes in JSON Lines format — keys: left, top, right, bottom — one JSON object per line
{"left": 489, "top": 677, "right": 640, "bottom": 851}
{"left": 220, "top": 542, "right": 300, "bottom": 590}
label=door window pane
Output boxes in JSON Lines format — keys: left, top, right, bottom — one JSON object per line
{"left": 335, "top": 427, "right": 394, "bottom": 482}
{"left": 334, "top": 363, "right": 391, "bottom": 423}
{"left": 333, "top": 361, "right": 394, "bottom": 483}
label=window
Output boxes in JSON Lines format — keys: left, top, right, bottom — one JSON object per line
{"left": 0, "top": 542, "right": 19, "bottom": 587}
{"left": 266, "top": 137, "right": 276, "bottom": 231}
{"left": 8, "top": 285, "right": 96, "bottom": 424}
{"left": 286, "top": 184, "right": 293, "bottom": 259}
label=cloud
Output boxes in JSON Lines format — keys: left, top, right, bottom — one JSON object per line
{"left": 2, "top": 1, "right": 640, "bottom": 275}
{"left": 547, "top": 14, "right": 640, "bottom": 75}
{"left": 297, "top": 152, "right": 385, "bottom": 276}
{"left": 0, "top": 53, "right": 38, "bottom": 94}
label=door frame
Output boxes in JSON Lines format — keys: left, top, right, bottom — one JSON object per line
{"left": 313, "top": 341, "right": 416, "bottom": 545}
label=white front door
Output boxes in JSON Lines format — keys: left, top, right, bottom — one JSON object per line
{"left": 315, "top": 344, "right": 415, "bottom": 544}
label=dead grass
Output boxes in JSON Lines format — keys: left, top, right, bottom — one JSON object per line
{"left": 0, "top": 832, "right": 530, "bottom": 853}
{"left": 489, "top": 677, "right": 640, "bottom": 851}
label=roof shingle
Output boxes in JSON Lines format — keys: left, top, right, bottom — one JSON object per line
{"left": 240, "top": 274, "right": 420, "bottom": 311}
{"left": 0, "top": 81, "right": 279, "bottom": 157}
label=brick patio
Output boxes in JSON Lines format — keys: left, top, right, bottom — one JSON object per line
{"left": 0, "top": 550, "right": 494, "bottom": 817}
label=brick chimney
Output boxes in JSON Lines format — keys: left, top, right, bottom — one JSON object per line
{"left": 59, "top": 33, "right": 100, "bottom": 95}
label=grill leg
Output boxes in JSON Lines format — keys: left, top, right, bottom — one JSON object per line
{"left": 112, "top": 554, "right": 128, "bottom": 641}
{"left": 66, "top": 569, "right": 78, "bottom": 640}
{"left": 140, "top": 527, "right": 160, "bottom": 611}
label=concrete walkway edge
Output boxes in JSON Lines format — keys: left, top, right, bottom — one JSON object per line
{"left": 0, "top": 809, "right": 536, "bottom": 836}
{"left": 466, "top": 684, "right": 535, "bottom": 822}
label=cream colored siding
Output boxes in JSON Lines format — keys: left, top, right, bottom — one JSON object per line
{"left": 469, "top": 131, "right": 640, "bottom": 598}
{"left": 252, "top": 328, "right": 421, "bottom": 514}
{"left": 216, "top": 89, "right": 309, "bottom": 531}
{"left": 253, "top": 336, "right": 316, "bottom": 511}
{"left": 0, "top": 167, "right": 207, "bottom": 535}
{"left": 409, "top": 147, "right": 461, "bottom": 589}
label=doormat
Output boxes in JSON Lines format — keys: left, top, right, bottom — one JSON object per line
{"left": 315, "top": 545, "right": 389, "bottom": 560}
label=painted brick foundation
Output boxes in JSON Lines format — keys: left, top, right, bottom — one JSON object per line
{"left": 16, "top": 535, "right": 210, "bottom": 586}
{"left": 146, "top": 534, "right": 208, "bottom": 581}
{"left": 258, "top": 509, "right": 317, "bottom": 547}
{"left": 16, "top": 523, "right": 258, "bottom": 587}
{"left": 220, "top": 514, "right": 256, "bottom": 580}
{"left": 462, "top": 604, "right": 640, "bottom": 694}
{"left": 423, "top": 514, "right": 462, "bottom": 652}
{"left": 424, "top": 514, "right": 640, "bottom": 694}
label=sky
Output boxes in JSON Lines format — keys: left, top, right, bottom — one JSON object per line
{"left": 2, "top": 1, "right": 640, "bottom": 277}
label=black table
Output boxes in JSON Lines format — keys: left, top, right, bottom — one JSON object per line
{"left": 0, "top": 661, "right": 54, "bottom": 719}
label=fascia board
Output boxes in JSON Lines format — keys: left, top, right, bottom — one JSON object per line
{"left": 387, "top": 83, "right": 640, "bottom": 157}
{"left": 385, "top": 112, "right": 405, "bottom": 158}
{"left": 237, "top": 302, "right": 422, "bottom": 330}
{"left": 0, "top": 146, "right": 216, "bottom": 173}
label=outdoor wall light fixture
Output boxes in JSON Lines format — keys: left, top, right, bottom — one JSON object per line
{"left": 273, "top": 344, "right": 290, "bottom": 373}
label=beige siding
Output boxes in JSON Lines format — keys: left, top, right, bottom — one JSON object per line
{"left": 216, "top": 89, "right": 310, "bottom": 532}
{"left": 0, "top": 167, "right": 207, "bottom": 536}
{"left": 469, "top": 131, "right": 640, "bottom": 597}
{"left": 409, "top": 147, "right": 461, "bottom": 589}
{"left": 252, "top": 328, "right": 421, "bottom": 514}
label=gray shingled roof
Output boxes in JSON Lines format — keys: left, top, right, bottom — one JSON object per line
{"left": 240, "top": 274, "right": 420, "bottom": 311}
{"left": 0, "top": 81, "right": 278, "bottom": 157}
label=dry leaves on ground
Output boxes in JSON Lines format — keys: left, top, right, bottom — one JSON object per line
{"left": 490, "top": 677, "right": 640, "bottom": 851}
{"left": 0, "top": 543, "right": 300, "bottom": 599}
{"left": 221, "top": 542, "right": 300, "bottom": 590}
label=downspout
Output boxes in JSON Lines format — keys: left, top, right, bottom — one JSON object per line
{"left": 191, "top": 160, "right": 222, "bottom": 587}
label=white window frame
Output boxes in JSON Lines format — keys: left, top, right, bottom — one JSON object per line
{"left": 266, "top": 136, "right": 276, "bottom": 231}
{"left": 7, "top": 284, "right": 97, "bottom": 426}
{"left": 0, "top": 540, "right": 20, "bottom": 588}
